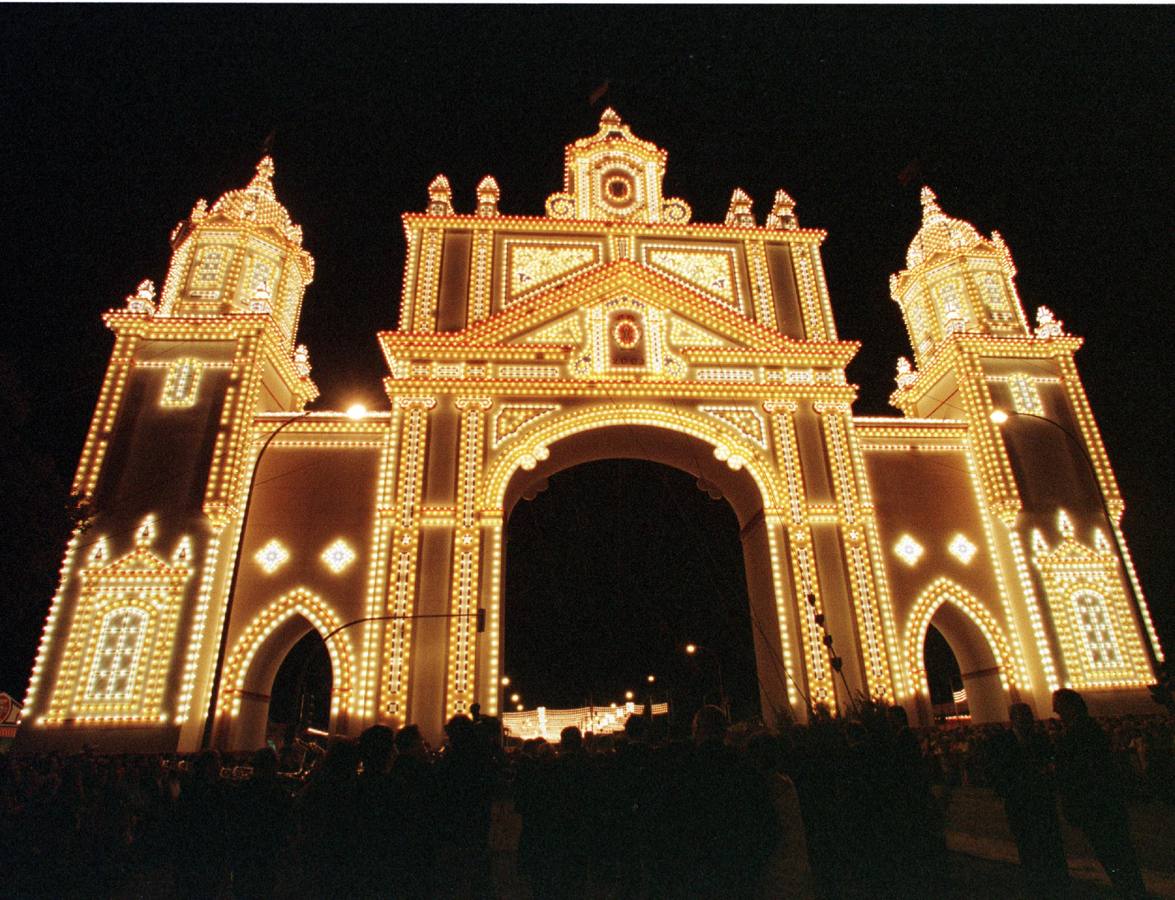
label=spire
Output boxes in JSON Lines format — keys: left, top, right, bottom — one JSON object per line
{"left": 205, "top": 155, "right": 307, "bottom": 251}
{"left": 248, "top": 156, "right": 276, "bottom": 197}
{"left": 904, "top": 186, "right": 982, "bottom": 269}
{"left": 920, "top": 185, "right": 941, "bottom": 222}
{"left": 600, "top": 107, "right": 622, "bottom": 129}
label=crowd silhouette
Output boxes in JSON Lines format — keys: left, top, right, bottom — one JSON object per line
{"left": 1, "top": 690, "right": 1169, "bottom": 898}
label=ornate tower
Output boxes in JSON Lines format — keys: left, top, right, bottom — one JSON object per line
{"left": 889, "top": 188, "right": 1160, "bottom": 711}
{"left": 21, "top": 159, "right": 318, "bottom": 750}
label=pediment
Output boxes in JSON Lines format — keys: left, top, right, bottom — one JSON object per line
{"left": 81, "top": 544, "right": 192, "bottom": 584}
{"left": 468, "top": 260, "right": 790, "bottom": 353}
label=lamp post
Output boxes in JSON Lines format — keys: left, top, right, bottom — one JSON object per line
{"left": 684, "top": 643, "right": 728, "bottom": 719}
{"left": 991, "top": 408, "right": 1159, "bottom": 668}
{"left": 201, "top": 406, "right": 324, "bottom": 748}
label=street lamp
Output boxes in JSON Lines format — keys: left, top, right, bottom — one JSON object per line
{"left": 683, "top": 642, "right": 728, "bottom": 718}
{"left": 991, "top": 408, "right": 1159, "bottom": 666}
{"left": 510, "top": 693, "right": 520, "bottom": 704}
{"left": 646, "top": 674, "right": 656, "bottom": 684}
{"left": 624, "top": 690, "right": 634, "bottom": 701}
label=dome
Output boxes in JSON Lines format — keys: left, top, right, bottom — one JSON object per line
{"left": 208, "top": 156, "right": 304, "bottom": 246}
{"left": 905, "top": 187, "right": 983, "bottom": 269}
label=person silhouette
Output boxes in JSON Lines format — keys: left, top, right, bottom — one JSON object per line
{"left": 990, "top": 703, "right": 1070, "bottom": 896}
{"left": 1052, "top": 689, "right": 1146, "bottom": 898}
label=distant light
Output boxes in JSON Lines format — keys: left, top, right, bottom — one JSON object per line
{"left": 515, "top": 703, "right": 524, "bottom": 711}
{"left": 346, "top": 403, "right": 367, "bottom": 420}
{"left": 501, "top": 676, "right": 511, "bottom": 687}
{"left": 624, "top": 690, "right": 634, "bottom": 700}
{"left": 647, "top": 674, "right": 656, "bottom": 683}
{"left": 510, "top": 693, "right": 520, "bottom": 703}
{"left": 990, "top": 409, "right": 1009, "bottom": 425}
{"left": 685, "top": 643, "right": 697, "bottom": 655}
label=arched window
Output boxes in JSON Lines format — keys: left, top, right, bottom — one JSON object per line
{"left": 85, "top": 607, "right": 148, "bottom": 701}
{"left": 1071, "top": 590, "right": 1121, "bottom": 670}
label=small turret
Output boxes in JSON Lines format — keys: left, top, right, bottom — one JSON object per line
{"left": 764, "top": 189, "right": 798, "bottom": 230}
{"left": 427, "top": 175, "right": 454, "bottom": 216}
{"left": 724, "top": 188, "right": 755, "bottom": 228}
{"left": 476, "top": 176, "right": 500, "bottom": 217}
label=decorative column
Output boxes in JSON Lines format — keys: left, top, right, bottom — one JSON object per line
{"left": 380, "top": 397, "right": 436, "bottom": 721}
{"left": 816, "top": 401, "right": 895, "bottom": 703}
{"left": 445, "top": 398, "right": 492, "bottom": 719}
{"left": 764, "top": 400, "right": 837, "bottom": 712}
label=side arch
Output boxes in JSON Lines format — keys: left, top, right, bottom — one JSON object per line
{"left": 904, "top": 577, "right": 1025, "bottom": 707}
{"left": 218, "top": 587, "right": 355, "bottom": 723}
{"left": 482, "top": 402, "right": 786, "bottom": 514}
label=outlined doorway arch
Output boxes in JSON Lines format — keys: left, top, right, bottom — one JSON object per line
{"left": 904, "top": 577, "right": 1023, "bottom": 722}
{"left": 216, "top": 587, "right": 355, "bottom": 748}
{"left": 466, "top": 403, "right": 804, "bottom": 727}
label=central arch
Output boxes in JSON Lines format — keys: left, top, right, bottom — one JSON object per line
{"left": 477, "top": 404, "right": 801, "bottom": 725}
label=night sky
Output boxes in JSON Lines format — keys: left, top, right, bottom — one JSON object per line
{"left": 1, "top": 7, "right": 1171, "bottom": 714}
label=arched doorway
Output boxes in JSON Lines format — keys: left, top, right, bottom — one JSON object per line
{"left": 503, "top": 458, "right": 762, "bottom": 733}
{"left": 906, "top": 578, "right": 1019, "bottom": 723}
{"left": 485, "top": 416, "right": 800, "bottom": 727}
{"left": 923, "top": 625, "right": 965, "bottom": 720}
{"left": 268, "top": 630, "right": 333, "bottom": 742}
{"left": 218, "top": 589, "right": 355, "bottom": 750}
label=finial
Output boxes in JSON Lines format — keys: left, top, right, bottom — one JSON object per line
{"left": 1092, "top": 529, "right": 1112, "bottom": 554}
{"left": 135, "top": 514, "right": 157, "bottom": 548}
{"left": 725, "top": 188, "right": 755, "bottom": 228}
{"left": 895, "top": 356, "right": 917, "bottom": 389}
{"left": 248, "top": 156, "right": 276, "bottom": 196}
{"left": 765, "top": 189, "right": 798, "bottom": 230}
{"left": 293, "top": 344, "right": 312, "bottom": 377}
{"left": 427, "top": 174, "right": 454, "bottom": 216}
{"left": 991, "top": 230, "right": 1017, "bottom": 275}
{"left": 126, "top": 279, "right": 157, "bottom": 315}
{"left": 171, "top": 536, "right": 193, "bottom": 566}
{"left": 600, "top": 107, "right": 622, "bottom": 127}
{"left": 476, "top": 175, "right": 500, "bottom": 217}
{"left": 920, "top": 185, "right": 945, "bottom": 224}
{"left": 1031, "top": 529, "right": 1050, "bottom": 557}
{"left": 87, "top": 537, "right": 109, "bottom": 567}
{"left": 1057, "top": 509, "right": 1074, "bottom": 539}
{"left": 1034, "top": 305, "right": 1064, "bottom": 339}
{"left": 191, "top": 198, "right": 208, "bottom": 220}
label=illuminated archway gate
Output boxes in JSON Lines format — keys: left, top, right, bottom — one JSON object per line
{"left": 24, "top": 110, "right": 1161, "bottom": 755}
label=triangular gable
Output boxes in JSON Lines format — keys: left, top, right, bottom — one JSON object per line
{"left": 465, "top": 259, "right": 792, "bottom": 352}
{"left": 81, "top": 544, "right": 192, "bottom": 586}
{"left": 516, "top": 312, "right": 585, "bottom": 345}
{"left": 1035, "top": 536, "right": 1113, "bottom": 570}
